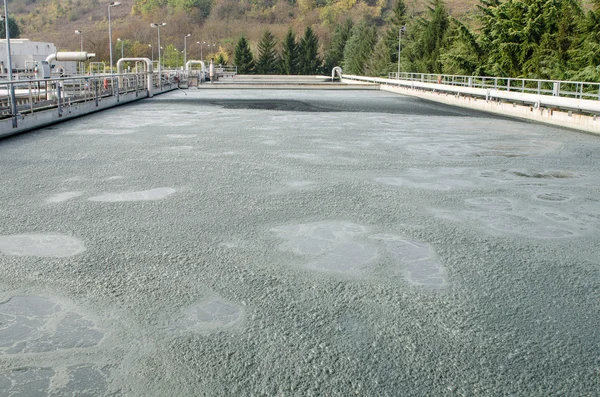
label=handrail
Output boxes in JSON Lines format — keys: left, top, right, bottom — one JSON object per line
{"left": 346, "top": 74, "right": 600, "bottom": 114}
{"left": 387, "top": 72, "right": 600, "bottom": 101}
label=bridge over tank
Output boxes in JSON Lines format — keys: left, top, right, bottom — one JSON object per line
{"left": 0, "top": 88, "right": 599, "bottom": 395}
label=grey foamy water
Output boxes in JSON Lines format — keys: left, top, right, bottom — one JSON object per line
{"left": 88, "top": 187, "right": 176, "bottom": 202}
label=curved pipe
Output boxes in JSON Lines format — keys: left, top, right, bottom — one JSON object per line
{"left": 45, "top": 52, "right": 95, "bottom": 63}
{"left": 186, "top": 60, "right": 206, "bottom": 71}
{"left": 332, "top": 66, "right": 342, "bottom": 81}
{"left": 117, "top": 58, "right": 153, "bottom": 97}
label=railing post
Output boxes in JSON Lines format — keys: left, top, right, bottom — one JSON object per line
{"left": 553, "top": 82, "right": 559, "bottom": 97}
{"left": 468, "top": 77, "right": 472, "bottom": 87}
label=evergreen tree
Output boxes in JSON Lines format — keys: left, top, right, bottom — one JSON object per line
{"left": 298, "top": 27, "right": 322, "bottom": 75}
{"left": 385, "top": 0, "right": 408, "bottom": 66}
{"left": 342, "top": 20, "right": 377, "bottom": 75}
{"left": 440, "top": 18, "right": 486, "bottom": 76}
{"left": 280, "top": 28, "right": 299, "bottom": 75}
{"left": 403, "top": 0, "right": 450, "bottom": 73}
{"left": 0, "top": 16, "right": 20, "bottom": 39}
{"left": 234, "top": 36, "right": 255, "bottom": 74}
{"left": 215, "top": 53, "right": 227, "bottom": 66}
{"left": 324, "top": 19, "right": 354, "bottom": 73}
{"left": 256, "top": 30, "right": 279, "bottom": 74}
{"left": 364, "top": 36, "right": 393, "bottom": 77}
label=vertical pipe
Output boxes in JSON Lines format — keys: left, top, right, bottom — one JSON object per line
{"left": 3, "top": 0, "right": 18, "bottom": 126}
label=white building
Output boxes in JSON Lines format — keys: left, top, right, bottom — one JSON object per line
{"left": 0, "top": 39, "right": 77, "bottom": 77}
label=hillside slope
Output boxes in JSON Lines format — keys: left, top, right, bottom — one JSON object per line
{"left": 7, "top": 0, "right": 480, "bottom": 63}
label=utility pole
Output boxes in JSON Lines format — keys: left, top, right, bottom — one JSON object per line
{"left": 2, "top": 2, "right": 17, "bottom": 126}
{"left": 397, "top": 25, "right": 406, "bottom": 78}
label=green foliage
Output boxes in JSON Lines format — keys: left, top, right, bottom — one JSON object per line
{"left": 385, "top": 0, "right": 408, "bottom": 65}
{"left": 256, "top": 30, "right": 279, "bottom": 74}
{"left": 364, "top": 36, "right": 393, "bottom": 76}
{"left": 342, "top": 20, "right": 376, "bottom": 75}
{"left": 324, "top": 19, "right": 353, "bottom": 72}
{"left": 234, "top": 36, "right": 255, "bottom": 74}
{"left": 0, "top": 16, "right": 21, "bottom": 39}
{"left": 280, "top": 28, "right": 299, "bottom": 75}
{"left": 298, "top": 26, "right": 322, "bottom": 75}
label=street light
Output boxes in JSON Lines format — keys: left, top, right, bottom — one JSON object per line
{"left": 75, "top": 30, "right": 83, "bottom": 74}
{"left": 151, "top": 22, "right": 166, "bottom": 87}
{"left": 117, "top": 38, "right": 124, "bottom": 59}
{"left": 397, "top": 25, "right": 406, "bottom": 78}
{"left": 74, "top": 29, "right": 83, "bottom": 51}
{"left": 108, "top": 2, "right": 121, "bottom": 74}
{"left": 148, "top": 44, "right": 153, "bottom": 62}
{"left": 183, "top": 33, "right": 191, "bottom": 67}
{"left": 197, "top": 41, "right": 205, "bottom": 61}
{"left": 2, "top": 3, "right": 17, "bottom": 123}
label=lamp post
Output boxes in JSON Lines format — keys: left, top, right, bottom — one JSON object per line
{"left": 183, "top": 33, "right": 191, "bottom": 67}
{"left": 117, "top": 38, "right": 124, "bottom": 59}
{"left": 75, "top": 29, "right": 83, "bottom": 74}
{"left": 197, "top": 41, "right": 205, "bottom": 61}
{"left": 397, "top": 25, "right": 406, "bottom": 78}
{"left": 151, "top": 22, "right": 166, "bottom": 87}
{"left": 108, "top": 2, "right": 121, "bottom": 74}
{"left": 2, "top": 4, "right": 17, "bottom": 124}
{"left": 174, "top": 47, "right": 178, "bottom": 69}
{"left": 148, "top": 44, "right": 153, "bottom": 62}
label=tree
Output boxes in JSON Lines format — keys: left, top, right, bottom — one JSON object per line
{"left": 256, "top": 30, "right": 279, "bottom": 74}
{"left": 234, "top": 36, "right": 255, "bottom": 74}
{"left": 385, "top": 0, "right": 408, "bottom": 66}
{"left": 280, "top": 28, "right": 299, "bottom": 75}
{"left": 324, "top": 19, "right": 353, "bottom": 73}
{"left": 342, "top": 20, "right": 377, "bottom": 75}
{"left": 0, "top": 16, "right": 20, "bottom": 39}
{"left": 298, "top": 27, "right": 322, "bottom": 75}
{"left": 364, "top": 36, "right": 393, "bottom": 77}
{"left": 403, "top": 0, "right": 450, "bottom": 73}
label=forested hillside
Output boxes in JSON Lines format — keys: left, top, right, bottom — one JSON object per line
{"left": 4, "top": 0, "right": 600, "bottom": 80}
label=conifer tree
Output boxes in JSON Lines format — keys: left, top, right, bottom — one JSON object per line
{"left": 280, "top": 28, "right": 299, "bottom": 75}
{"left": 298, "top": 27, "right": 322, "bottom": 75}
{"left": 364, "top": 36, "right": 393, "bottom": 77}
{"left": 342, "top": 20, "right": 377, "bottom": 75}
{"left": 385, "top": 0, "right": 408, "bottom": 66}
{"left": 234, "top": 36, "right": 255, "bottom": 74}
{"left": 324, "top": 19, "right": 354, "bottom": 73}
{"left": 256, "top": 30, "right": 279, "bottom": 74}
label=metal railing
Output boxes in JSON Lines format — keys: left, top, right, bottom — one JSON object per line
{"left": 0, "top": 71, "right": 180, "bottom": 120}
{"left": 388, "top": 72, "right": 600, "bottom": 101}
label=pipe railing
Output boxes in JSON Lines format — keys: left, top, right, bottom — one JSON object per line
{"left": 0, "top": 71, "right": 180, "bottom": 120}
{"left": 388, "top": 72, "right": 600, "bottom": 101}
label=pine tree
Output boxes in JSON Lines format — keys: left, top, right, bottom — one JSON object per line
{"left": 234, "top": 36, "right": 255, "bottom": 74}
{"left": 342, "top": 20, "right": 377, "bottom": 75}
{"left": 256, "top": 30, "right": 279, "bottom": 74}
{"left": 324, "top": 19, "right": 354, "bottom": 73}
{"left": 364, "top": 36, "right": 393, "bottom": 77}
{"left": 0, "top": 16, "right": 20, "bottom": 39}
{"left": 385, "top": 0, "right": 408, "bottom": 65}
{"left": 298, "top": 27, "right": 322, "bottom": 75}
{"left": 280, "top": 28, "right": 299, "bottom": 75}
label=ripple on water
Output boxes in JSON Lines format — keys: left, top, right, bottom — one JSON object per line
{"left": 0, "top": 296, "right": 103, "bottom": 355}
{"left": 46, "top": 191, "right": 84, "bottom": 204}
{"left": 465, "top": 197, "right": 513, "bottom": 211}
{"left": 0, "top": 234, "right": 86, "bottom": 257}
{"left": 0, "top": 365, "right": 112, "bottom": 396}
{"left": 177, "top": 297, "right": 244, "bottom": 333}
{"left": 271, "top": 221, "right": 377, "bottom": 275}
{"left": 370, "top": 234, "right": 447, "bottom": 287}
{"left": 88, "top": 187, "right": 176, "bottom": 202}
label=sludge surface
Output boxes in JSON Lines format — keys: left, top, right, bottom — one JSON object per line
{"left": 0, "top": 89, "right": 599, "bottom": 396}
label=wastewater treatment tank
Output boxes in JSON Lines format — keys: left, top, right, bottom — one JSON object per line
{"left": 0, "top": 89, "right": 599, "bottom": 395}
